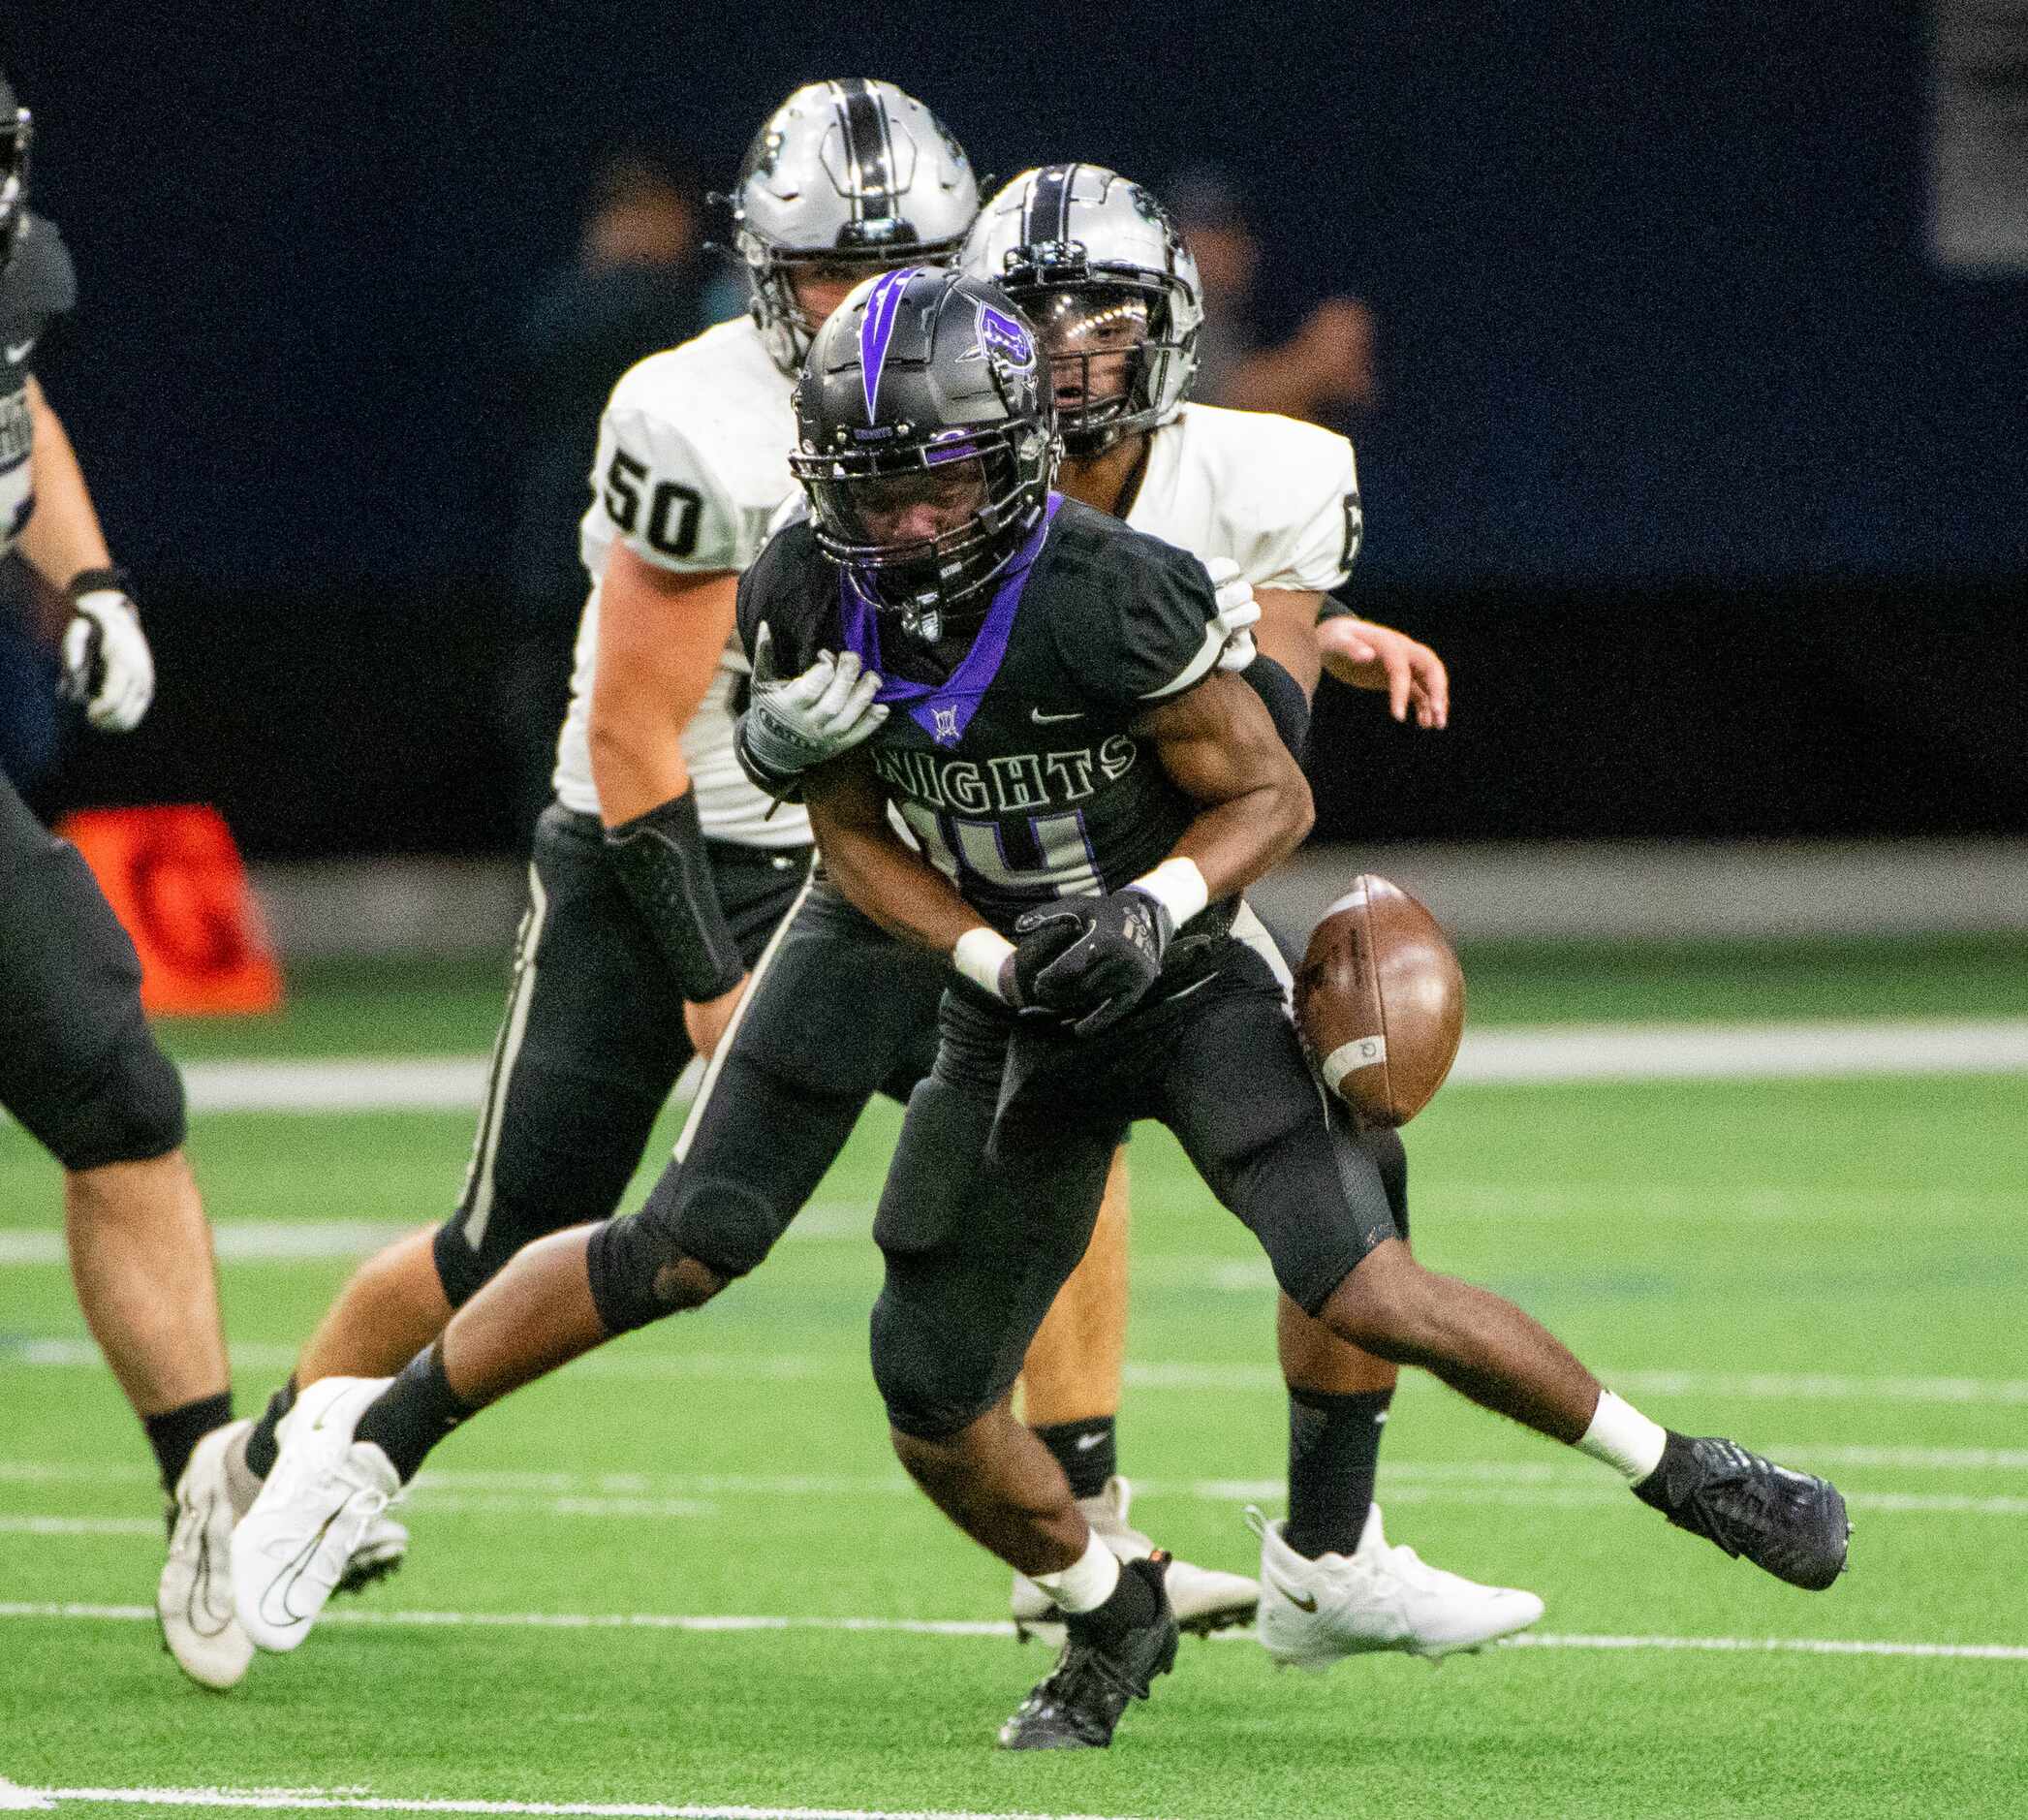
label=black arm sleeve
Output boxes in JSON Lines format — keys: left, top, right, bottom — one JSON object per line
{"left": 603, "top": 791, "right": 745, "bottom": 1001}
{"left": 1240, "top": 653, "right": 1312, "bottom": 763}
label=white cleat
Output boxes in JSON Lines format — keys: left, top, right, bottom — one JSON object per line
{"left": 158, "top": 1417, "right": 256, "bottom": 1690}
{"left": 1013, "top": 1476, "right": 1259, "bottom": 1647}
{"left": 1246, "top": 1502, "right": 1544, "bottom": 1666}
{"left": 231, "top": 1376, "right": 401, "bottom": 1654}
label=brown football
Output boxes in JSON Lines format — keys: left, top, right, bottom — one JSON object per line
{"left": 1294, "top": 875, "right": 1465, "bottom": 1127}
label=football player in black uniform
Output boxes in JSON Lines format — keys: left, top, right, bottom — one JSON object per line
{"left": 234, "top": 267, "right": 1850, "bottom": 1750}
{"left": 0, "top": 71, "right": 248, "bottom": 1690}
{"left": 725, "top": 267, "right": 1854, "bottom": 1746}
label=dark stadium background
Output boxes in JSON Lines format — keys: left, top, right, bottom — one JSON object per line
{"left": 6, "top": 3, "right": 2023, "bottom": 856}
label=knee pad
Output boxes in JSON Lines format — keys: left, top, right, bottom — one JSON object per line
{"left": 41, "top": 1019, "right": 187, "bottom": 1173}
{"left": 583, "top": 1206, "right": 727, "bottom": 1335}
{"left": 869, "top": 1270, "right": 1000, "bottom": 1442}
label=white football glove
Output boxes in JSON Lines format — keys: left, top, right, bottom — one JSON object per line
{"left": 1205, "top": 555, "right": 1261, "bottom": 673}
{"left": 740, "top": 620, "right": 889, "bottom": 784}
{"left": 59, "top": 578, "right": 155, "bottom": 733}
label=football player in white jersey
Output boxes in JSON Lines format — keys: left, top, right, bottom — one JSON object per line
{"left": 0, "top": 71, "right": 251, "bottom": 1691}
{"left": 227, "top": 156, "right": 1527, "bottom": 1673}
{"left": 965, "top": 165, "right": 1535, "bottom": 1664}
{"left": 221, "top": 81, "right": 1238, "bottom": 1666}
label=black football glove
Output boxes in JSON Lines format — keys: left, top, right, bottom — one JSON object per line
{"left": 1011, "top": 887, "right": 1173, "bottom": 1037}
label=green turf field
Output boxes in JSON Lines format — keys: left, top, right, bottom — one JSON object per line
{"left": 3, "top": 936, "right": 2025, "bottom": 1819}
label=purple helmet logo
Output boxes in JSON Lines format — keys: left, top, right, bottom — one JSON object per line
{"left": 961, "top": 300, "right": 1035, "bottom": 373}
{"left": 858, "top": 266, "right": 924, "bottom": 423}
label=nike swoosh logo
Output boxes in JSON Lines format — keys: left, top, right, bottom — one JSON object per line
{"left": 1075, "top": 1431, "right": 1107, "bottom": 1451}
{"left": 1030, "top": 706, "right": 1084, "bottom": 724}
{"left": 1264, "top": 1571, "right": 1319, "bottom": 1614}
{"left": 4, "top": 341, "right": 30, "bottom": 364}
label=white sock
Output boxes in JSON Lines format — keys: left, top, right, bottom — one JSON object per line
{"left": 1032, "top": 1525, "right": 1122, "bottom": 1614}
{"left": 1576, "top": 1389, "right": 1669, "bottom": 1484}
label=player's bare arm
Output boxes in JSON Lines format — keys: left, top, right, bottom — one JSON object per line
{"left": 1251, "top": 586, "right": 1326, "bottom": 696}
{"left": 803, "top": 751, "right": 983, "bottom": 959}
{"left": 586, "top": 546, "right": 738, "bottom": 822}
{"left": 1004, "top": 670, "right": 1313, "bottom": 1037}
{"left": 1136, "top": 667, "right": 1314, "bottom": 902}
{"left": 19, "top": 375, "right": 112, "bottom": 584}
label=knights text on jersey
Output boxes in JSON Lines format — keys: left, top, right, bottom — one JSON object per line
{"left": 550, "top": 314, "right": 812, "bottom": 846}
{"left": 1128, "top": 402, "right": 1360, "bottom": 595}
{"left": 737, "top": 495, "right": 1233, "bottom": 935}
{"left": 0, "top": 213, "right": 77, "bottom": 558}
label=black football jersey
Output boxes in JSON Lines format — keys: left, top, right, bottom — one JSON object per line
{"left": 737, "top": 494, "right": 1233, "bottom": 936}
{"left": 0, "top": 213, "right": 78, "bottom": 552}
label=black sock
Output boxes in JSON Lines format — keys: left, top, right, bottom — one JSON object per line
{"left": 1034, "top": 1416, "right": 1117, "bottom": 1502}
{"left": 243, "top": 1377, "right": 297, "bottom": 1479}
{"left": 1633, "top": 1429, "right": 1695, "bottom": 1510}
{"left": 1064, "top": 1554, "right": 1159, "bottom": 1649}
{"left": 1284, "top": 1385, "right": 1394, "bottom": 1559}
{"left": 355, "top": 1341, "right": 472, "bottom": 1484}
{"left": 144, "top": 1391, "right": 234, "bottom": 1494}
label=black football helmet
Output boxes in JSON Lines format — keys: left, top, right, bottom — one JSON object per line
{"left": 790, "top": 266, "right": 1058, "bottom": 640}
{"left": 0, "top": 75, "right": 30, "bottom": 276}
{"left": 961, "top": 164, "right": 1202, "bottom": 457}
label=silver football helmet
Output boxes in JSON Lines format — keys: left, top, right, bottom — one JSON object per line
{"left": 961, "top": 164, "right": 1203, "bottom": 455}
{"left": 730, "top": 78, "right": 979, "bottom": 374}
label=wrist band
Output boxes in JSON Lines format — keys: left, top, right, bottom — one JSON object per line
{"left": 66, "top": 565, "right": 136, "bottom": 606}
{"left": 953, "top": 926, "right": 1016, "bottom": 999}
{"left": 1130, "top": 857, "right": 1209, "bottom": 929}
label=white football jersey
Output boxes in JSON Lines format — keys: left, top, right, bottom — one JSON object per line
{"left": 551, "top": 315, "right": 810, "bottom": 847}
{"left": 1126, "top": 402, "right": 1360, "bottom": 594}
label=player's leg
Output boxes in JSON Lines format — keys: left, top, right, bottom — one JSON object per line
{"left": 871, "top": 1001, "right": 1177, "bottom": 1749}
{"left": 227, "top": 876, "right": 939, "bottom": 1653}
{"left": 0, "top": 774, "right": 239, "bottom": 1684}
{"left": 1227, "top": 903, "right": 1534, "bottom": 1653}
{"left": 225, "top": 815, "right": 806, "bottom": 1641}
{"left": 0, "top": 776, "right": 229, "bottom": 1469}
{"left": 229, "top": 805, "right": 700, "bottom": 1491}
{"left": 1165, "top": 945, "right": 1849, "bottom": 1598}
{"left": 1018, "top": 1148, "right": 1128, "bottom": 1460}
{"left": 1264, "top": 1130, "right": 1542, "bottom": 1660}
{"left": 238, "top": 818, "right": 802, "bottom": 1436}
{"left": 1010, "top": 1146, "right": 1259, "bottom": 1642}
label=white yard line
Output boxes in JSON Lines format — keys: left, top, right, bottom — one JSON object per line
{"left": 0, "top": 1205, "right": 871, "bottom": 1269}
{"left": 6, "top": 1336, "right": 2027, "bottom": 1406}
{"left": 5, "top": 1444, "right": 2026, "bottom": 1495}
{"left": 1, "top": 1603, "right": 2022, "bottom": 1664}
{"left": 11, "top": 1478, "right": 2028, "bottom": 1537}
{"left": 1450, "top": 1018, "right": 2028, "bottom": 1083}
{"left": 0, "top": 1785, "right": 1151, "bottom": 1820}
{"left": 64, "top": 1018, "right": 2028, "bottom": 1118}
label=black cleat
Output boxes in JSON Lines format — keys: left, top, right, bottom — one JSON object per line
{"left": 1635, "top": 1433, "right": 1851, "bottom": 1590}
{"left": 998, "top": 1554, "right": 1180, "bottom": 1750}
